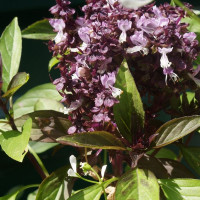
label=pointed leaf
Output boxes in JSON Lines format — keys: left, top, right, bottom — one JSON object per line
{"left": 0, "top": 110, "right": 71, "bottom": 143}
{"left": 34, "top": 98, "right": 64, "bottom": 112}
{"left": 180, "top": 145, "right": 200, "bottom": 176}
{"left": 154, "top": 116, "right": 200, "bottom": 148}
{"left": 36, "top": 166, "right": 74, "bottom": 200}
{"left": 114, "top": 60, "right": 144, "bottom": 142}
{"left": 48, "top": 56, "right": 60, "bottom": 72}
{"left": 147, "top": 148, "right": 177, "bottom": 160}
{"left": 0, "top": 118, "right": 32, "bottom": 162}
{"left": 57, "top": 131, "right": 125, "bottom": 150}
{"left": 22, "top": 19, "right": 56, "bottom": 40}
{"left": 2, "top": 72, "right": 29, "bottom": 98}
{"left": 0, "top": 17, "right": 22, "bottom": 92}
{"left": 115, "top": 168, "right": 159, "bottom": 200}
{"left": 159, "top": 179, "right": 200, "bottom": 200}
{"left": 13, "top": 83, "right": 62, "bottom": 118}
{"left": 0, "top": 184, "right": 38, "bottom": 200}
{"left": 68, "top": 178, "right": 117, "bottom": 200}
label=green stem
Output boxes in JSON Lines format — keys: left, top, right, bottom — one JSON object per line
{"left": 91, "top": 167, "right": 101, "bottom": 182}
{"left": 9, "top": 96, "right": 13, "bottom": 112}
{"left": 173, "top": 0, "right": 200, "bottom": 23}
{"left": 28, "top": 144, "right": 49, "bottom": 178}
{"left": 77, "top": 174, "right": 99, "bottom": 184}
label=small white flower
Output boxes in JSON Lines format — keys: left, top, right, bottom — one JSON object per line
{"left": 127, "top": 46, "right": 149, "bottom": 55}
{"left": 111, "top": 87, "right": 123, "bottom": 98}
{"left": 118, "top": 0, "right": 154, "bottom": 9}
{"left": 101, "top": 165, "right": 107, "bottom": 180}
{"left": 158, "top": 47, "right": 173, "bottom": 69}
{"left": 67, "top": 155, "right": 78, "bottom": 177}
{"left": 118, "top": 20, "right": 132, "bottom": 43}
{"left": 54, "top": 31, "right": 67, "bottom": 44}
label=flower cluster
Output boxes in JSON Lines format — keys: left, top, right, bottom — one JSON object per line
{"left": 49, "top": 0, "right": 199, "bottom": 135}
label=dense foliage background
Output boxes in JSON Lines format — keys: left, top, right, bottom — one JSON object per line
{"left": 1, "top": 0, "right": 200, "bottom": 199}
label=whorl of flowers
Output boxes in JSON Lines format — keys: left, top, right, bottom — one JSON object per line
{"left": 48, "top": 0, "right": 199, "bottom": 134}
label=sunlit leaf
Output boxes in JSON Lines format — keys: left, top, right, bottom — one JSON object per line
{"left": 34, "top": 98, "right": 64, "bottom": 112}
{"left": 154, "top": 116, "right": 200, "bottom": 148}
{"left": 0, "top": 118, "right": 32, "bottom": 162}
{"left": 22, "top": 19, "right": 56, "bottom": 40}
{"left": 114, "top": 60, "right": 144, "bottom": 142}
{"left": 159, "top": 179, "right": 200, "bottom": 200}
{"left": 29, "top": 141, "right": 58, "bottom": 154}
{"left": 2, "top": 72, "right": 29, "bottom": 98}
{"left": 0, "top": 17, "right": 22, "bottom": 92}
{"left": 48, "top": 56, "right": 60, "bottom": 72}
{"left": 68, "top": 178, "right": 117, "bottom": 200}
{"left": 13, "top": 83, "right": 62, "bottom": 118}
{"left": 36, "top": 166, "right": 74, "bottom": 200}
{"left": 57, "top": 131, "right": 126, "bottom": 150}
{"left": 115, "top": 168, "right": 159, "bottom": 200}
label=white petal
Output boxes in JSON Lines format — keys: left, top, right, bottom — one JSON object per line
{"left": 111, "top": 87, "right": 122, "bottom": 98}
{"left": 127, "top": 46, "right": 149, "bottom": 55}
{"left": 69, "top": 155, "right": 77, "bottom": 173}
{"left": 119, "top": 31, "right": 127, "bottom": 43}
{"left": 118, "top": 0, "right": 153, "bottom": 9}
{"left": 101, "top": 165, "right": 107, "bottom": 179}
{"left": 67, "top": 169, "right": 78, "bottom": 177}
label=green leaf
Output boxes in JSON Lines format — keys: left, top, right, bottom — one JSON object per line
{"left": 27, "top": 190, "right": 38, "bottom": 200}
{"left": 29, "top": 141, "right": 58, "bottom": 154}
{"left": 115, "top": 168, "right": 159, "bottom": 200}
{"left": 34, "top": 98, "right": 64, "bottom": 112}
{"left": 182, "top": 17, "right": 200, "bottom": 33}
{"left": 154, "top": 116, "right": 200, "bottom": 148}
{"left": 159, "top": 179, "right": 200, "bottom": 200}
{"left": 0, "top": 118, "right": 32, "bottom": 162}
{"left": 138, "top": 155, "right": 170, "bottom": 179}
{"left": 0, "top": 17, "right": 22, "bottom": 92}
{"left": 13, "top": 83, "right": 62, "bottom": 118}
{"left": 180, "top": 145, "right": 200, "bottom": 176}
{"left": 13, "top": 110, "right": 71, "bottom": 143}
{"left": 0, "top": 184, "right": 38, "bottom": 200}
{"left": 22, "top": 19, "right": 56, "bottom": 40}
{"left": 114, "top": 60, "right": 144, "bottom": 142}
{"left": 57, "top": 131, "right": 126, "bottom": 150}
{"left": 147, "top": 148, "right": 177, "bottom": 160}
{"left": 2, "top": 72, "right": 29, "bottom": 98}
{"left": 36, "top": 166, "right": 74, "bottom": 200}
{"left": 68, "top": 178, "right": 117, "bottom": 200}
{"left": 48, "top": 56, "right": 60, "bottom": 72}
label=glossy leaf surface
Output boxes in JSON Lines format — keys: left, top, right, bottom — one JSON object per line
{"left": 0, "top": 118, "right": 32, "bottom": 162}
{"left": 0, "top": 17, "right": 22, "bottom": 92}
{"left": 114, "top": 60, "right": 144, "bottom": 142}
{"left": 68, "top": 178, "right": 117, "bottom": 200}
{"left": 2, "top": 72, "right": 29, "bottom": 98}
{"left": 13, "top": 83, "right": 62, "bottom": 118}
{"left": 57, "top": 131, "right": 125, "bottom": 150}
{"left": 115, "top": 168, "right": 159, "bottom": 200}
{"left": 22, "top": 19, "right": 56, "bottom": 40}
{"left": 154, "top": 116, "right": 200, "bottom": 148}
{"left": 159, "top": 179, "right": 200, "bottom": 200}
{"left": 36, "top": 166, "right": 73, "bottom": 200}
